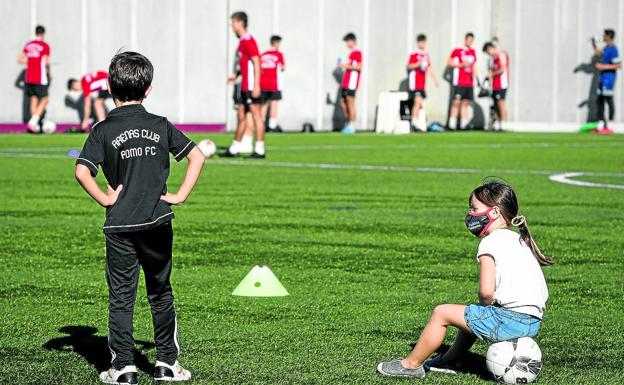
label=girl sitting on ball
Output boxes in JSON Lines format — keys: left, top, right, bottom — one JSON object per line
{"left": 377, "top": 180, "right": 554, "bottom": 378}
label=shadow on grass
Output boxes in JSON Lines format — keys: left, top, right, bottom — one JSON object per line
{"left": 409, "top": 342, "right": 491, "bottom": 381}
{"left": 43, "top": 326, "right": 155, "bottom": 374}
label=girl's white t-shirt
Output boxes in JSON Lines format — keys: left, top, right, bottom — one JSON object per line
{"left": 477, "top": 228, "right": 549, "bottom": 319}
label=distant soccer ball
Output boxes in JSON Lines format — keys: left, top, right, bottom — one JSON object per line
{"left": 486, "top": 337, "right": 543, "bottom": 384}
{"left": 41, "top": 120, "right": 56, "bottom": 134}
{"left": 197, "top": 139, "right": 216, "bottom": 158}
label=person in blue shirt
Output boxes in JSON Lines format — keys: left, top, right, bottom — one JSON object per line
{"left": 594, "top": 29, "right": 622, "bottom": 130}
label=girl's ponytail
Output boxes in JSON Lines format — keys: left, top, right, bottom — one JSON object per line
{"left": 512, "top": 215, "right": 555, "bottom": 266}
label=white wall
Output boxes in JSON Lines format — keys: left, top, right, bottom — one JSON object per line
{"left": 0, "top": 0, "right": 622, "bottom": 129}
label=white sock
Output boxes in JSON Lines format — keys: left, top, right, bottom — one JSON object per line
{"left": 448, "top": 118, "right": 456, "bottom": 129}
{"left": 241, "top": 134, "right": 253, "bottom": 147}
{"left": 268, "top": 118, "right": 277, "bottom": 129}
{"left": 255, "top": 141, "right": 265, "bottom": 155}
{"left": 28, "top": 115, "right": 40, "bottom": 125}
{"left": 411, "top": 117, "right": 418, "bottom": 127}
{"left": 460, "top": 118, "right": 469, "bottom": 129}
{"left": 350, "top": 121, "right": 356, "bottom": 131}
{"left": 229, "top": 140, "right": 241, "bottom": 154}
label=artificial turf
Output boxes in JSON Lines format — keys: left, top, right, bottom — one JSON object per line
{"left": 0, "top": 132, "right": 622, "bottom": 384}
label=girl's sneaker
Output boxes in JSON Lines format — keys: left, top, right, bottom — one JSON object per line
{"left": 154, "top": 361, "right": 192, "bottom": 382}
{"left": 99, "top": 365, "right": 138, "bottom": 384}
{"left": 424, "top": 354, "right": 460, "bottom": 374}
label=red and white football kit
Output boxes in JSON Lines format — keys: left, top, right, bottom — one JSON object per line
{"left": 407, "top": 50, "right": 430, "bottom": 91}
{"left": 449, "top": 46, "right": 476, "bottom": 87}
{"left": 237, "top": 33, "right": 260, "bottom": 92}
{"left": 23, "top": 40, "right": 50, "bottom": 85}
{"left": 260, "top": 49, "right": 285, "bottom": 92}
{"left": 81, "top": 70, "right": 108, "bottom": 98}
{"left": 491, "top": 51, "right": 510, "bottom": 91}
{"left": 341, "top": 49, "right": 363, "bottom": 90}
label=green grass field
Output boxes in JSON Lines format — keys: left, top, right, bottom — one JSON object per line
{"left": 0, "top": 132, "right": 623, "bottom": 385}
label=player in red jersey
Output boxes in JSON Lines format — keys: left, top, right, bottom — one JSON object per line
{"left": 447, "top": 32, "right": 478, "bottom": 130}
{"left": 483, "top": 41, "right": 509, "bottom": 131}
{"left": 407, "top": 34, "right": 440, "bottom": 132}
{"left": 260, "top": 35, "right": 286, "bottom": 133}
{"left": 224, "top": 11, "right": 266, "bottom": 158}
{"left": 18, "top": 25, "right": 51, "bottom": 132}
{"left": 339, "top": 32, "right": 362, "bottom": 134}
{"left": 67, "top": 70, "right": 110, "bottom": 130}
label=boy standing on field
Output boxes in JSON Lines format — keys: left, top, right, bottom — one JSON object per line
{"left": 75, "top": 51, "right": 205, "bottom": 384}
{"left": 18, "top": 25, "right": 50, "bottom": 133}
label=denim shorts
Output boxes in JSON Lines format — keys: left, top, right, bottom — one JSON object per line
{"left": 464, "top": 304, "right": 541, "bottom": 342}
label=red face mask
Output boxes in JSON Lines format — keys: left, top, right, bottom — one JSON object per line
{"left": 465, "top": 207, "right": 495, "bottom": 238}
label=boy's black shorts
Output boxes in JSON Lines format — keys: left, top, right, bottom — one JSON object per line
{"left": 492, "top": 89, "right": 507, "bottom": 101}
{"left": 25, "top": 84, "right": 49, "bottom": 98}
{"left": 241, "top": 91, "right": 263, "bottom": 105}
{"left": 408, "top": 90, "right": 427, "bottom": 100}
{"left": 261, "top": 90, "right": 282, "bottom": 101}
{"left": 452, "top": 86, "right": 474, "bottom": 101}
{"left": 340, "top": 88, "right": 356, "bottom": 99}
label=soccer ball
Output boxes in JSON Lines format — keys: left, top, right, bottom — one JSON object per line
{"left": 486, "top": 337, "right": 543, "bottom": 384}
{"left": 41, "top": 120, "right": 56, "bottom": 134}
{"left": 197, "top": 139, "right": 216, "bottom": 158}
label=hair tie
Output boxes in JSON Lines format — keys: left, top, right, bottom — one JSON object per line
{"left": 512, "top": 215, "right": 526, "bottom": 227}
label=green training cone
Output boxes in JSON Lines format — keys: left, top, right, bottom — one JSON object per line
{"left": 232, "top": 265, "right": 289, "bottom": 297}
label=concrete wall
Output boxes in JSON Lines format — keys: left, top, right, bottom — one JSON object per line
{"left": 0, "top": 0, "right": 622, "bottom": 130}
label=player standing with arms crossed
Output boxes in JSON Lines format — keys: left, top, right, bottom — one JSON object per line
{"left": 483, "top": 41, "right": 509, "bottom": 131}
{"left": 67, "top": 70, "right": 110, "bottom": 131}
{"left": 224, "top": 11, "right": 266, "bottom": 158}
{"left": 447, "top": 33, "right": 477, "bottom": 130}
{"left": 594, "top": 29, "right": 622, "bottom": 133}
{"left": 339, "top": 32, "right": 362, "bottom": 134}
{"left": 18, "top": 25, "right": 50, "bottom": 133}
{"left": 75, "top": 51, "right": 204, "bottom": 384}
{"left": 260, "top": 35, "right": 286, "bottom": 133}
{"left": 407, "top": 34, "right": 440, "bottom": 132}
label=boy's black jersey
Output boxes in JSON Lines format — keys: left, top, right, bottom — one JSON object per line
{"left": 76, "top": 104, "right": 195, "bottom": 233}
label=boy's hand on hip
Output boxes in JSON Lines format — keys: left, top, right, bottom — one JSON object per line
{"left": 160, "top": 192, "right": 185, "bottom": 206}
{"left": 105, "top": 184, "right": 123, "bottom": 206}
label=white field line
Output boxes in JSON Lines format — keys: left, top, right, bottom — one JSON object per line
{"left": 548, "top": 172, "right": 624, "bottom": 190}
{"left": 2, "top": 141, "right": 624, "bottom": 154}
{"left": 1, "top": 151, "right": 623, "bottom": 189}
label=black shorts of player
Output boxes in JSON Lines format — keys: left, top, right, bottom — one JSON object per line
{"left": 408, "top": 90, "right": 427, "bottom": 100}
{"left": 241, "top": 91, "right": 263, "bottom": 105}
{"left": 96, "top": 89, "right": 111, "bottom": 99}
{"left": 340, "top": 88, "right": 356, "bottom": 99}
{"left": 25, "top": 83, "right": 49, "bottom": 98}
{"left": 261, "top": 90, "right": 282, "bottom": 101}
{"left": 492, "top": 89, "right": 507, "bottom": 101}
{"left": 453, "top": 86, "right": 474, "bottom": 101}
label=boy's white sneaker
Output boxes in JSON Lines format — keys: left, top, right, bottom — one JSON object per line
{"left": 154, "top": 361, "right": 192, "bottom": 382}
{"left": 99, "top": 365, "right": 138, "bottom": 384}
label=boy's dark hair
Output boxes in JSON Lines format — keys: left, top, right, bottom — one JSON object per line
{"left": 67, "top": 78, "right": 77, "bottom": 91}
{"left": 469, "top": 179, "right": 555, "bottom": 266}
{"left": 35, "top": 25, "right": 45, "bottom": 35}
{"left": 605, "top": 29, "right": 615, "bottom": 39}
{"left": 108, "top": 51, "right": 153, "bottom": 102}
{"left": 270, "top": 35, "right": 282, "bottom": 45}
{"left": 231, "top": 11, "right": 248, "bottom": 28}
{"left": 465, "top": 32, "right": 474, "bottom": 39}
{"left": 343, "top": 32, "right": 356, "bottom": 42}
{"left": 482, "top": 41, "right": 496, "bottom": 52}
{"left": 416, "top": 34, "right": 427, "bottom": 42}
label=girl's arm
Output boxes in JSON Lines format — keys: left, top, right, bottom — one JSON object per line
{"left": 478, "top": 254, "right": 496, "bottom": 305}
